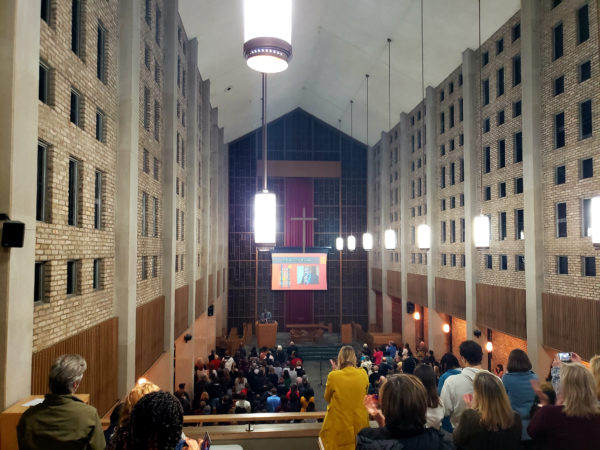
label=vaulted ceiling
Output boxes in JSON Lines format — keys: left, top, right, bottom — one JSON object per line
{"left": 179, "top": 0, "right": 521, "bottom": 146}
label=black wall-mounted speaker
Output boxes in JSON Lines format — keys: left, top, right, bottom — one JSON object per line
{"left": 406, "top": 302, "right": 415, "bottom": 314}
{"left": 1, "top": 221, "right": 25, "bottom": 248}
{"left": 207, "top": 305, "right": 214, "bottom": 316}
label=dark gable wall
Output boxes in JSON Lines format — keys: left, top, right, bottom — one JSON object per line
{"left": 228, "top": 108, "right": 368, "bottom": 333}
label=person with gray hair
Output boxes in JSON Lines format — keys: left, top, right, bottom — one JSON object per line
{"left": 17, "top": 354, "right": 105, "bottom": 449}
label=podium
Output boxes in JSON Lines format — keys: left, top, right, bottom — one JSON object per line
{"left": 256, "top": 321, "right": 278, "bottom": 349}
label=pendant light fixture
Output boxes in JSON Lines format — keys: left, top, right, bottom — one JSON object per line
{"left": 243, "top": 0, "right": 292, "bottom": 73}
{"left": 416, "top": 0, "right": 430, "bottom": 250}
{"left": 347, "top": 235, "right": 356, "bottom": 251}
{"left": 336, "top": 236, "right": 344, "bottom": 251}
{"left": 473, "top": 0, "right": 490, "bottom": 249}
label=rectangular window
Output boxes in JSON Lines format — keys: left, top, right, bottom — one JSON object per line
{"left": 499, "top": 212, "right": 507, "bottom": 240}
{"left": 555, "top": 165, "right": 566, "bottom": 185}
{"left": 37, "top": 142, "right": 48, "bottom": 222}
{"left": 516, "top": 255, "right": 525, "bottom": 272}
{"left": 142, "top": 192, "right": 148, "bottom": 236}
{"left": 449, "top": 105, "right": 454, "bottom": 128}
{"left": 441, "top": 221, "right": 446, "bottom": 243}
{"left": 512, "top": 23, "right": 520, "bottom": 42}
{"left": 461, "top": 218, "right": 465, "bottom": 242}
{"left": 514, "top": 177, "right": 523, "bottom": 194}
{"left": 71, "top": 0, "right": 82, "bottom": 57}
{"left": 498, "top": 140, "right": 506, "bottom": 168}
{"left": 499, "top": 182, "right": 507, "bottom": 198}
{"left": 176, "top": 208, "right": 180, "bottom": 240}
{"left": 484, "top": 146, "right": 491, "bottom": 173}
{"left": 450, "top": 162, "right": 455, "bottom": 185}
{"left": 143, "top": 149, "right": 149, "bottom": 173}
{"left": 581, "top": 158, "right": 593, "bottom": 179}
{"left": 441, "top": 199, "right": 446, "bottom": 211}
{"left": 483, "top": 118, "right": 490, "bottom": 133}
{"left": 557, "top": 256, "right": 568, "bottom": 274}
{"left": 39, "top": 61, "right": 49, "bottom": 104}
{"left": 515, "top": 209, "right": 524, "bottom": 240}
{"left": 500, "top": 255, "right": 508, "bottom": 270}
{"left": 497, "top": 67, "right": 504, "bottom": 97}
{"left": 451, "top": 254, "right": 457, "bottom": 267}
{"left": 95, "top": 109, "right": 105, "bottom": 142}
{"left": 66, "top": 260, "right": 78, "bottom": 295}
{"left": 512, "top": 55, "right": 521, "bottom": 86}
{"left": 553, "top": 0, "right": 562, "bottom": 7}
{"left": 450, "top": 220, "right": 456, "bottom": 243}
{"left": 68, "top": 158, "right": 79, "bottom": 226}
{"left": 513, "top": 100, "right": 521, "bottom": 117}
{"left": 485, "top": 254, "right": 493, "bottom": 269}
{"left": 175, "top": 254, "right": 179, "bottom": 272}
{"left": 459, "top": 73, "right": 463, "bottom": 86}
{"left": 497, "top": 110, "right": 505, "bottom": 126}
{"left": 580, "top": 100, "right": 592, "bottom": 139}
{"left": 93, "top": 259, "right": 101, "bottom": 290}
{"left": 155, "top": 8, "right": 161, "bottom": 45}
{"left": 145, "top": 0, "right": 151, "bottom": 24}
{"left": 556, "top": 202, "right": 567, "bottom": 237}
{"left": 154, "top": 100, "right": 160, "bottom": 140}
{"left": 41, "top": 0, "right": 51, "bottom": 23}
{"left": 450, "top": 196, "right": 456, "bottom": 209}
{"left": 34, "top": 262, "right": 46, "bottom": 303}
{"left": 460, "top": 159, "right": 464, "bottom": 182}
{"left": 496, "top": 38, "right": 504, "bottom": 55}
{"left": 514, "top": 132, "right": 523, "bottom": 163}
{"left": 153, "top": 157, "right": 159, "bottom": 180}
{"left": 449, "top": 82, "right": 454, "bottom": 93}
{"left": 181, "top": 210, "right": 185, "bottom": 240}
{"left": 144, "top": 45, "right": 150, "bottom": 69}
{"left": 153, "top": 196, "right": 159, "bottom": 237}
{"left": 583, "top": 198, "right": 592, "bottom": 237}
{"left": 459, "top": 133, "right": 464, "bottom": 146}
{"left": 440, "top": 90, "right": 445, "bottom": 102}
{"left": 70, "top": 88, "right": 81, "bottom": 127}
{"left": 577, "top": 4, "right": 590, "bottom": 44}
{"left": 154, "top": 60, "right": 161, "bottom": 84}
{"left": 555, "top": 112, "right": 565, "bottom": 148}
{"left": 553, "top": 23, "right": 563, "bottom": 60}
{"left": 441, "top": 167, "right": 446, "bottom": 189}
{"left": 482, "top": 51, "right": 489, "bottom": 67}
{"left": 440, "top": 144, "right": 445, "bottom": 156}
{"left": 97, "top": 23, "right": 107, "bottom": 82}
{"left": 485, "top": 186, "right": 491, "bottom": 201}
{"left": 142, "top": 256, "right": 148, "bottom": 280}
{"left": 441, "top": 254, "right": 447, "bottom": 266}
{"left": 94, "top": 170, "right": 102, "bottom": 229}
{"left": 418, "top": 131, "right": 422, "bottom": 148}
{"left": 143, "top": 87, "right": 150, "bottom": 130}
{"left": 582, "top": 256, "right": 596, "bottom": 277}
{"left": 483, "top": 79, "right": 490, "bottom": 105}
{"left": 554, "top": 76, "right": 564, "bottom": 96}
{"left": 580, "top": 61, "right": 591, "bottom": 82}
{"left": 459, "top": 98, "right": 464, "bottom": 121}
{"left": 152, "top": 255, "right": 158, "bottom": 277}
{"left": 450, "top": 139, "right": 455, "bottom": 151}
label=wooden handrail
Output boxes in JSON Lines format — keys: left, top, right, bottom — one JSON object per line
{"left": 183, "top": 411, "right": 326, "bottom": 424}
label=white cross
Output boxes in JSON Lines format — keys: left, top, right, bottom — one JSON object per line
{"left": 290, "top": 208, "right": 318, "bottom": 253}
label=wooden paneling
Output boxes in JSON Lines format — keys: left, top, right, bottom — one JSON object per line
{"left": 195, "top": 278, "right": 204, "bottom": 318}
{"left": 476, "top": 284, "right": 526, "bottom": 339}
{"left": 543, "top": 293, "right": 600, "bottom": 361}
{"left": 208, "top": 274, "right": 214, "bottom": 305}
{"left": 31, "top": 317, "right": 118, "bottom": 416}
{"left": 375, "top": 293, "right": 383, "bottom": 332}
{"left": 386, "top": 270, "right": 402, "bottom": 299}
{"left": 371, "top": 268, "right": 382, "bottom": 292}
{"left": 136, "top": 296, "right": 165, "bottom": 379}
{"left": 175, "top": 285, "right": 189, "bottom": 339}
{"left": 391, "top": 296, "right": 402, "bottom": 333}
{"left": 435, "top": 277, "right": 466, "bottom": 319}
{"left": 407, "top": 273, "right": 428, "bottom": 307}
{"left": 257, "top": 160, "right": 342, "bottom": 178}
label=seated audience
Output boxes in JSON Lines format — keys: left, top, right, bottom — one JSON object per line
{"left": 528, "top": 362, "right": 600, "bottom": 450}
{"left": 414, "top": 364, "right": 444, "bottom": 429}
{"left": 453, "top": 371, "right": 521, "bottom": 450}
{"left": 494, "top": 363, "right": 504, "bottom": 378}
{"left": 17, "top": 354, "right": 105, "bottom": 450}
{"left": 358, "top": 374, "right": 453, "bottom": 449}
{"left": 104, "top": 403, "right": 122, "bottom": 444}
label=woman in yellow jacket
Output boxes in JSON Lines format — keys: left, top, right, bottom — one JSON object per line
{"left": 319, "top": 345, "right": 369, "bottom": 449}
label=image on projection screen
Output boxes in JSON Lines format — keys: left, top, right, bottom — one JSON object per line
{"left": 271, "top": 253, "right": 327, "bottom": 290}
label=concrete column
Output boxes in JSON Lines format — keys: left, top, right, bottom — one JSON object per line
{"left": 367, "top": 145, "right": 376, "bottom": 328}
{"left": 521, "top": 1, "right": 551, "bottom": 374}
{"left": 217, "top": 127, "right": 227, "bottom": 328}
{"left": 115, "top": 0, "right": 141, "bottom": 397}
{"left": 424, "top": 86, "right": 445, "bottom": 353}
{"left": 210, "top": 107, "right": 219, "bottom": 333}
{"left": 199, "top": 80, "right": 211, "bottom": 317}
{"left": 160, "top": 0, "right": 180, "bottom": 389}
{"left": 0, "top": 0, "right": 40, "bottom": 410}
{"left": 380, "top": 132, "right": 393, "bottom": 333}
{"left": 399, "top": 113, "right": 415, "bottom": 344}
{"left": 462, "top": 48, "right": 480, "bottom": 340}
{"left": 185, "top": 39, "right": 199, "bottom": 330}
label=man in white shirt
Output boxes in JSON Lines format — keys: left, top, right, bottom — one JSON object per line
{"left": 440, "top": 340, "right": 485, "bottom": 429}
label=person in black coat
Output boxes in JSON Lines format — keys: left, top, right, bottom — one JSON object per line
{"left": 358, "top": 374, "right": 454, "bottom": 450}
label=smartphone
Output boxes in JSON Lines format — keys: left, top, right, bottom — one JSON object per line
{"left": 200, "top": 432, "right": 211, "bottom": 450}
{"left": 558, "top": 352, "right": 571, "bottom": 362}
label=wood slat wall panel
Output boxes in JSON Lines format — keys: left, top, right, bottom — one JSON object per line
{"left": 208, "top": 274, "right": 214, "bottom": 305}
{"left": 375, "top": 293, "right": 383, "bottom": 332}
{"left": 136, "top": 296, "right": 165, "bottom": 379}
{"left": 391, "top": 296, "right": 402, "bottom": 333}
{"left": 31, "top": 317, "right": 118, "bottom": 416}
{"left": 175, "top": 285, "right": 189, "bottom": 339}
{"left": 435, "top": 277, "right": 466, "bottom": 319}
{"left": 386, "top": 270, "right": 402, "bottom": 299}
{"left": 371, "top": 268, "right": 382, "bottom": 292}
{"left": 195, "top": 278, "right": 204, "bottom": 318}
{"left": 543, "top": 293, "right": 600, "bottom": 361}
{"left": 476, "top": 284, "right": 526, "bottom": 339}
{"left": 407, "top": 273, "right": 428, "bottom": 307}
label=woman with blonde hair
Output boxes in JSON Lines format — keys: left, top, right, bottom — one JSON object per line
{"left": 453, "top": 371, "right": 521, "bottom": 449}
{"left": 589, "top": 355, "right": 600, "bottom": 400}
{"left": 319, "top": 346, "right": 369, "bottom": 449}
{"left": 528, "top": 362, "right": 600, "bottom": 450}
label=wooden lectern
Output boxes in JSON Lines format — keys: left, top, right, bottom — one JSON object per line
{"left": 256, "top": 321, "right": 278, "bottom": 349}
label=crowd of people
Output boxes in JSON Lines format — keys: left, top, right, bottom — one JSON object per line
{"left": 319, "top": 341, "right": 600, "bottom": 450}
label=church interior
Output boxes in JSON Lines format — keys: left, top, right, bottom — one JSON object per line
{"left": 1, "top": 0, "right": 599, "bottom": 447}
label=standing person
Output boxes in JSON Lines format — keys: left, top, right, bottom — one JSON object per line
{"left": 437, "top": 352, "right": 461, "bottom": 433}
{"left": 501, "top": 349, "right": 537, "bottom": 444}
{"left": 453, "top": 371, "right": 522, "bottom": 450}
{"left": 440, "top": 340, "right": 485, "bottom": 429}
{"left": 528, "top": 363, "right": 600, "bottom": 450}
{"left": 319, "top": 346, "right": 369, "bottom": 450}
{"left": 358, "top": 374, "right": 453, "bottom": 449}
{"left": 17, "top": 354, "right": 105, "bottom": 450}
{"left": 414, "top": 364, "right": 444, "bottom": 430}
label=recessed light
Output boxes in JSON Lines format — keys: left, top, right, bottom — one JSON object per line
{"left": 224, "top": 85, "right": 233, "bottom": 92}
